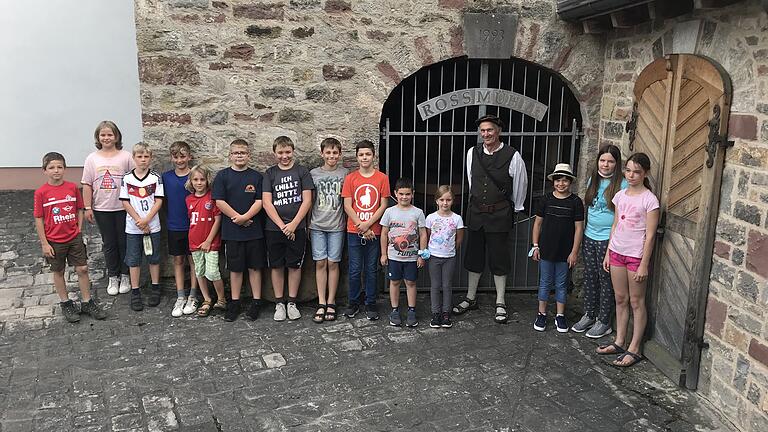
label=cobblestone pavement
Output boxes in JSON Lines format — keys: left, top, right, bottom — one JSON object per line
{"left": 0, "top": 290, "right": 736, "bottom": 432}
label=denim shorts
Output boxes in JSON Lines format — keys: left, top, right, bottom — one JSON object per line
{"left": 387, "top": 259, "right": 418, "bottom": 282}
{"left": 310, "top": 230, "right": 345, "bottom": 262}
{"left": 125, "top": 232, "right": 161, "bottom": 267}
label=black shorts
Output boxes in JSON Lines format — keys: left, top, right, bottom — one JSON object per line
{"left": 224, "top": 239, "right": 266, "bottom": 272}
{"left": 463, "top": 228, "right": 511, "bottom": 275}
{"left": 265, "top": 229, "right": 307, "bottom": 269}
{"left": 167, "top": 230, "right": 190, "bottom": 256}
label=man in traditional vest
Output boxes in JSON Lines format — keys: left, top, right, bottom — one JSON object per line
{"left": 454, "top": 114, "right": 528, "bottom": 323}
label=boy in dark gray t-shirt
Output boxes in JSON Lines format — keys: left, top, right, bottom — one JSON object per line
{"left": 308, "top": 138, "right": 348, "bottom": 323}
{"left": 262, "top": 136, "right": 315, "bottom": 322}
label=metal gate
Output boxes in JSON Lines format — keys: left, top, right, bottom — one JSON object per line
{"left": 379, "top": 57, "right": 583, "bottom": 290}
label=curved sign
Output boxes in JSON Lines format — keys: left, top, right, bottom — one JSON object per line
{"left": 417, "top": 88, "right": 548, "bottom": 122}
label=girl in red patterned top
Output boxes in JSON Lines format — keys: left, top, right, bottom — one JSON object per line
{"left": 185, "top": 165, "right": 225, "bottom": 317}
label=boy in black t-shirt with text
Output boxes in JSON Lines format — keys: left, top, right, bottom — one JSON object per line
{"left": 213, "top": 139, "right": 266, "bottom": 322}
{"left": 530, "top": 163, "right": 584, "bottom": 333}
{"left": 262, "top": 136, "right": 315, "bottom": 322}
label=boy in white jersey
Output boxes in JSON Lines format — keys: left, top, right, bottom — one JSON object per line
{"left": 120, "top": 143, "right": 164, "bottom": 312}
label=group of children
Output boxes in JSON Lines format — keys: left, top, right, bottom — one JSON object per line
{"left": 530, "top": 145, "right": 659, "bottom": 368}
{"left": 35, "top": 121, "right": 659, "bottom": 363}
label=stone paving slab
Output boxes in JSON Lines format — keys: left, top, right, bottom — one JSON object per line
{"left": 0, "top": 291, "right": 737, "bottom": 432}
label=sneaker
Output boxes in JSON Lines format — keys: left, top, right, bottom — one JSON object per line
{"left": 388, "top": 308, "right": 401, "bottom": 326}
{"left": 571, "top": 314, "right": 595, "bottom": 333}
{"left": 182, "top": 297, "right": 198, "bottom": 315}
{"left": 106, "top": 276, "right": 120, "bottom": 296}
{"left": 274, "top": 303, "right": 287, "bottom": 321}
{"left": 286, "top": 302, "right": 301, "bottom": 320}
{"left": 246, "top": 301, "right": 260, "bottom": 321}
{"left": 365, "top": 304, "right": 379, "bottom": 320}
{"left": 171, "top": 298, "right": 186, "bottom": 317}
{"left": 214, "top": 299, "right": 227, "bottom": 311}
{"left": 533, "top": 312, "right": 547, "bottom": 331}
{"left": 406, "top": 309, "right": 418, "bottom": 327}
{"left": 441, "top": 312, "right": 452, "bottom": 328}
{"left": 146, "top": 285, "right": 162, "bottom": 307}
{"left": 130, "top": 289, "right": 144, "bottom": 311}
{"left": 586, "top": 321, "right": 613, "bottom": 339}
{"left": 343, "top": 303, "right": 359, "bottom": 318}
{"left": 60, "top": 300, "right": 81, "bottom": 323}
{"left": 224, "top": 300, "right": 240, "bottom": 322}
{"left": 80, "top": 299, "right": 106, "bottom": 320}
{"left": 429, "top": 313, "right": 442, "bottom": 328}
{"left": 119, "top": 274, "right": 131, "bottom": 294}
{"left": 555, "top": 315, "right": 568, "bottom": 333}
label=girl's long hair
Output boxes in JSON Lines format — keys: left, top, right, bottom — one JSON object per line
{"left": 584, "top": 144, "right": 623, "bottom": 211}
{"left": 185, "top": 164, "right": 212, "bottom": 193}
{"left": 626, "top": 152, "right": 652, "bottom": 192}
{"left": 93, "top": 120, "right": 123, "bottom": 150}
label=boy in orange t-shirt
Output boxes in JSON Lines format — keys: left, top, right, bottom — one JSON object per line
{"left": 341, "top": 140, "right": 390, "bottom": 320}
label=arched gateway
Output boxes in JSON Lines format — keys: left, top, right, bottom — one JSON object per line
{"left": 379, "top": 57, "right": 583, "bottom": 290}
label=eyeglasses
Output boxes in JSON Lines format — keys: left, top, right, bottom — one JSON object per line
{"left": 230, "top": 151, "right": 248, "bottom": 156}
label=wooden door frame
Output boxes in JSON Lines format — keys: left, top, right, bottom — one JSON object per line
{"left": 629, "top": 54, "right": 732, "bottom": 389}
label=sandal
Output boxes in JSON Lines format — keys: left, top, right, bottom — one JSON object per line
{"left": 613, "top": 351, "right": 643, "bottom": 367}
{"left": 214, "top": 299, "right": 227, "bottom": 311}
{"left": 494, "top": 303, "right": 508, "bottom": 324}
{"left": 313, "top": 304, "right": 326, "bottom": 324}
{"left": 596, "top": 343, "right": 626, "bottom": 355}
{"left": 197, "top": 300, "right": 213, "bottom": 317}
{"left": 325, "top": 304, "right": 337, "bottom": 321}
{"left": 452, "top": 297, "right": 478, "bottom": 315}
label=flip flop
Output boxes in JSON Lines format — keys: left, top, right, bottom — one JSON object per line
{"left": 596, "top": 342, "right": 625, "bottom": 355}
{"left": 613, "top": 351, "right": 644, "bottom": 368}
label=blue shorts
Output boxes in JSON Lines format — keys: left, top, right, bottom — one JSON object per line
{"left": 310, "top": 230, "right": 345, "bottom": 262}
{"left": 387, "top": 260, "right": 418, "bottom": 282}
{"left": 125, "top": 232, "right": 161, "bottom": 267}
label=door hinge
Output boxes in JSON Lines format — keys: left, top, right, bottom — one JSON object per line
{"left": 706, "top": 105, "right": 734, "bottom": 168}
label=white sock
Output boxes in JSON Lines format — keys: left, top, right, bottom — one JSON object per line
{"left": 466, "top": 271, "right": 481, "bottom": 301}
{"left": 494, "top": 275, "right": 506, "bottom": 305}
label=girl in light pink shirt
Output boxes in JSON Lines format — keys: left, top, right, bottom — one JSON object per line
{"left": 596, "top": 153, "right": 659, "bottom": 368}
{"left": 81, "top": 121, "right": 135, "bottom": 297}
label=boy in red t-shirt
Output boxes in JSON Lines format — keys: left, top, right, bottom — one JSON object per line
{"left": 341, "top": 140, "right": 390, "bottom": 320}
{"left": 34, "top": 152, "right": 106, "bottom": 323}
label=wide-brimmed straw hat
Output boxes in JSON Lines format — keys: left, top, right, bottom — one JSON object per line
{"left": 547, "top": 163, "right": 576, "bottom": 180}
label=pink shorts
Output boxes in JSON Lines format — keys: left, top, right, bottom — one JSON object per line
{"left": 609, "top": 250, "right": 642, "bottom": 272}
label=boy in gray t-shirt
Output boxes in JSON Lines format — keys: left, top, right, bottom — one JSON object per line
{"left": 308, "top": 138, "right": 348, "bottom": 323}
{"left": 380, "top": 178, "right": 427, "bottom": 328}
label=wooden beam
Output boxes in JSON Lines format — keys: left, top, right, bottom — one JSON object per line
{"left": 582, "top": 16, "right": 610, "bottom": 34}
{"left": 694, "top": 0, "right": 743, "bottom": 9}
{"left": 655, "top": 0, "right": 695, "bottom": 19}
{"left": 610, "top": 4, "right": 652, "bottom": 28}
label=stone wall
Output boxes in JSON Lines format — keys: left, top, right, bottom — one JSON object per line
{"left": 597, "top": 1, "right": 768, "bottom": 431}
{"left": 133, "top": 0, "right": 605, "bottom": 173}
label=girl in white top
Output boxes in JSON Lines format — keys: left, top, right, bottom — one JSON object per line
{"left": 596, "top": 153, "right": 660, "bottom": 368}
{"left": 425, "top": 186, "right": 465, "bottom": 329}
{"left": 81, "top": 121, "right": 134, "bottom": 296}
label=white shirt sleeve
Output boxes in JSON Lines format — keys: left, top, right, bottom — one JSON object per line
{"left": 465, "top": 147, "right": 474, "bottom": 189}
{"left": 509, "top": 151, "right": 528, "bottom": 212}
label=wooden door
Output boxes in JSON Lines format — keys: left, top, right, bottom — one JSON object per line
{"left": 627, "top": 55, "right": 731, "bottom": 389}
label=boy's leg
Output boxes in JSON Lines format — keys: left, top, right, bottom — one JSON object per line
{"left": 173, "top": 256, "right": 186, "bottom": 295}
{"left": 362, "top": 240, "right": 380, "bottom": 306}
{"left": 389, "top": 280, "right": 401, "bottom": 308}
{"left": 326, "top": 231, "right": 344, "bottom": 309}
{"left": 53, "top": 270, "right": 68, "bottom": 301}
{"left": 285, "top": 229, "right": 306, "bottom": 300}
{"left": 248, "top": 269, "right": 262, "bottom": 299}
{"left": 271, "top": 268, "right": 285, "bottom": 299}
{"left": 346, "top": 233, "right": 363, "bottom": 310}
{"left": 230, "top": 272, "right": 243, "bottom": 300}
{"left": 191, "top": 251, "right": 210, "bottom": 301}
{"left": 75, "top": 265, "right": 92, "bottom": 302}
{"left": 403, "top": 261, "right": 418, "bottom": 307}
{"left": 404, "top": 280, "right": 418, "bottom": 308}
{"left": 148, "top": 233, "right": 162, "bottom": 285}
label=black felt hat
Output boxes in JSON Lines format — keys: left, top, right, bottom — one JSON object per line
{"left": 475, "top": 114, "right": 504, "bottom": 129}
